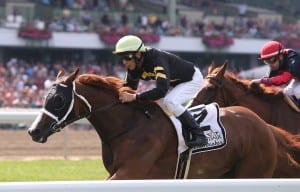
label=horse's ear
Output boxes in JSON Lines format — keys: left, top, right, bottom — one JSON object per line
{"left": 208, "top": 61, "right": 216, "bottom": 74}
{"left": 65, "top": 68, "right": 80, "bottom": 83}
{"left": 223, "top": 60, "right": 229, "bottom": 69}
{"left": 57, "top": 69, "right": 65, "bottom": 79}
{"left": 216, "top": 60, "right": 228, "bottom": 78}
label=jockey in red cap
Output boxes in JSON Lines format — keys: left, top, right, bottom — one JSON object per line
{"left": 252, "top": 40, "right": 300, "bottom": 107}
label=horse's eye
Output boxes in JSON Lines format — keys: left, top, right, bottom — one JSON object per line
{"left": 53, "top": 94, "right": 65, "bottom": 109}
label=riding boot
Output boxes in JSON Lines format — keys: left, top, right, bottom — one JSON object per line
{"left": 177, "top": 110, "right": 208, "bottom": 148}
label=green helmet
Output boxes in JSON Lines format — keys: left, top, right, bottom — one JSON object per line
{"left": 113, "top": 35, "right": 146, "bottom": 55}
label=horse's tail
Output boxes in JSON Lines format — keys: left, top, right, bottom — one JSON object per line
{"left": 269, "top": 124, "right": 300, "bottom": 167}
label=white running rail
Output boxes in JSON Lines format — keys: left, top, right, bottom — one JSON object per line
{"left": 0, "top": 108, "right": 88, "bottom": 124}
{"left": 0, "top": 179, "right": 299, "bottom": 192}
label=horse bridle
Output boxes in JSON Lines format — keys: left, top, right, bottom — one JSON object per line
{"left": 204, "top": 75, "right": 251, "bottom": 106}
{"left": 44, "top": 81, "right": 120, "bottom": 133}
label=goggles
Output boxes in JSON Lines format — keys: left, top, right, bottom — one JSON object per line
{"left": 120, "top": 54, "right": 134, "bottom": 61}
{"left": 263, "top": 56, "right": 277, "bottom": 65}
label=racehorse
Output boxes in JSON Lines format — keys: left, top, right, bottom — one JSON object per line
{"left": 193, "top": 61, "right": 300, "bottom": 177}
{"left": 28, "top": 68, "right": 279, "bottom": 179}
{"left": 194, "top": 61, "right": 300, "bottom": 134}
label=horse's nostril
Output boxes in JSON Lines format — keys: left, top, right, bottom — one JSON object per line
{"left": 28, "top": 129, "right": 40, "bottom": 137}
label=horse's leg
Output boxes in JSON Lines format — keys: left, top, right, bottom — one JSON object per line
{"left": 104, "top": 146, "right": 161, "bottom": 180}
{"left": 107, "top": 153, "right": 174, "bottom": 180}
{"left": 233, "top": 144, "right": 277, "bottom": 178}
{"left": 273, "top": 154, "right": 300, "bottom": 178}
{"left": 233, "top": 157, "right": 275, "bottom": 178}
{"left": 106, "top": 145, "right": 175, "bottom": 179}
{"left": 107, "top": 166, "right": 153, "bottom": 180}
{"left": 101, "top": 142, "right": 115, "bottom": 178}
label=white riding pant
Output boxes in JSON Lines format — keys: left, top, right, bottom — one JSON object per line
{"left": 159, "top": 67, "right": 204, "bottom": 117}
{"left": 283, "top": 79, "right": 300, "bottom": 99}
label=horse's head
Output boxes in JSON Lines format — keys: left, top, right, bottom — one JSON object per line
{"left": 28, "top": 68, "right": 88, "bottom": 143}
{"left": 194, "top": 61, "right": 228, "bottom": 105}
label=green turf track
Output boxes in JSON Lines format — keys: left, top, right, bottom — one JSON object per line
{"left": 0, "top": 160, "right": 108, "bottom": 181}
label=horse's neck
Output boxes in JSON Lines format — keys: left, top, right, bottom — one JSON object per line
{"left": 87, "top": 96, "right": 138, "bottom": 143}
{"left": 75, "top": 83, "right": 123, "bottom": 128}
{"left": 224, "top": 80, "right": 272, "bottom": 120}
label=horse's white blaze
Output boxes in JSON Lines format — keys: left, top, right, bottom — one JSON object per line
{"left": 28, "top": 111, "right": 44, "bottom": 131}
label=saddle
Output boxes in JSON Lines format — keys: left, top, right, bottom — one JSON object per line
{"left": 284, "top": 94, "right": 300, "bottom": 112}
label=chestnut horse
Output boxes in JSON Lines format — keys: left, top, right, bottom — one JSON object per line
{"left": 195, "top": 61, "right": 300, "bottom": 134}
{"left": 28, "top": 69, "right": 278, "bottom": 179}
{"left": 194, "top": 61, "right": 300, "bottom": 177}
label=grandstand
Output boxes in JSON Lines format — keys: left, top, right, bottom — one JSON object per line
{"left": 0, "top": 0, "right": 299, "bottom": 108}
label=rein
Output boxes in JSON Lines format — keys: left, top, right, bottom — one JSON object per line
{"left": 53, "top": 100, "right": 120, "bottom": 132}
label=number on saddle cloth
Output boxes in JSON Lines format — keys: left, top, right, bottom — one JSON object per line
{"left": 190, "top": 106, "right": 211, "bottom": 131}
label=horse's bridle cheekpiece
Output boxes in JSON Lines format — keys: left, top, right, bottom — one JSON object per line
{"left": 41, "top": 81, "right": 120, "bottom": 133}
{"left": 42, "top": 82, "right": 92, "bottom": 132}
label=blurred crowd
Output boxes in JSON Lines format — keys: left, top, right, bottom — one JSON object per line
{"left": 9, "top": 0, "right": 299, "bottom": 40}
{"left": 2, "top": 0, "right": 299, "bottom": 108}
{"left": 44, "top": 1, "right": 300, "bottom": 40}
{"left": 0, "top": 57, "right": 157, "bottom": 108}
{"left": 0, "top": 58, "right": 110, "bottom": 108}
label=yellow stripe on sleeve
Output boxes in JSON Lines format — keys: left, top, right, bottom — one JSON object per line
{"left": 154, "top": 66, "right": 164, "bottom": 72}
{"left": 156, "top": 73, "right": 167, "bottom": 79}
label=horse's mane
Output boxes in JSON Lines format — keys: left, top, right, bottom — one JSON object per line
{"left": 211, "top": 66, "right": 283, "bottom": 99}
{"left": 225, "top": 72, "right": 283, "bottom": 99}
{"left": 77, "top": 74, "right": 136, "bottom": 95}
{"left": 77, "top": 73, "right": 162, "bottom": 116}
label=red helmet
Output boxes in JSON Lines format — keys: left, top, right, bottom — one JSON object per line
{"left": 260, "top": 41, "right": 284, "bottom": 59}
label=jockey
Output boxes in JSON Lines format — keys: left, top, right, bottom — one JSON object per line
{"left": 113, "top": 35, "right": 208, "bottom": 147}
{"left": 252, "top": 40, "right": 300, "bottom": 104}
